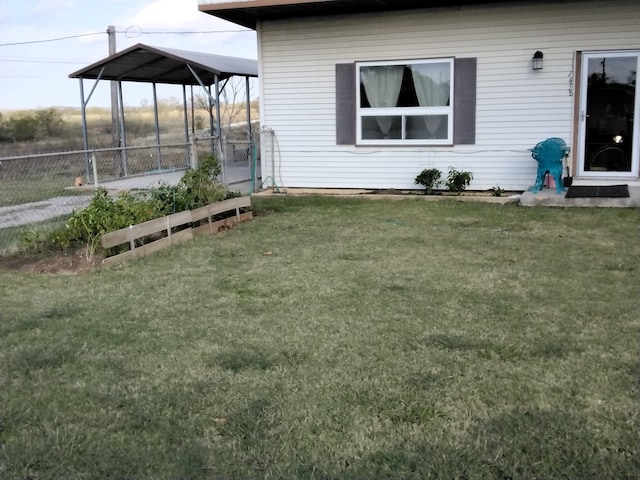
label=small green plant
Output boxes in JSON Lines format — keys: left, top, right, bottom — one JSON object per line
{"left": 149, "top": 154, "right": 225, "bottom": 214}
{"left": 445, "top": 168, "right": 473, "bottom": 195}
{"left": 21, "top": 230, "right": 40, "bottom": 248}
{"left": 47, "top": 155, "right": 230, "bottom": 260}
{"left": 50, "top": 188, "right": 160, "bottom": 260}
{"left": 489, "top": 185, "right": 505, "bottom": 197}
{"left": 414, "top": 168, "right": 442, "bottom": 195}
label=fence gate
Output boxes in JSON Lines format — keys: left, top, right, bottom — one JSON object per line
{"left": 220, "top": 138, "right": 261, "bottom": 194}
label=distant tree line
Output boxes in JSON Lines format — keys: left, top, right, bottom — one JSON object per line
{"left": 0, "top": 108, "right": 68, "bottom": 143}
{"left": 0, "top": 95, "right": 259, "bottom": 148}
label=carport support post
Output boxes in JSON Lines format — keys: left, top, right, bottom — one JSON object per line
{"left": 215, "top": 74, "right": 227, "bottom": 187}
{"left": 182, "top": 85, "right": 191, "bottom": 168}
{"left": 117, "top": 80, "right": 129, "bottom": 176}
{"left": 207, "top": 85, "right": 215, "bottom": 154}
{"left": 79, "top": 79, "right": 91, "bottom": 182}
{"left": 245, "top": 76, "right": 252, "bottom": 142}
{"left": 245, "top": 75, "right": 255, "bottom": 193}
{"left": 152, "top": 82, "right": 162, "bottom": 171}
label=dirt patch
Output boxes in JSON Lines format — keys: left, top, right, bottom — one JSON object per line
{"left": 0, "top": 246, "right": 103, "bottom": 275}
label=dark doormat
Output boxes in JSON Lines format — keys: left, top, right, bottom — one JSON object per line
{"left": 565, "top": 184, "right": 630, "bottom": 198}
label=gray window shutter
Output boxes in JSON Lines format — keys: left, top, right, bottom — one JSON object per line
{"left": 336, "top": 63, "right": 356, "bottom": 145}
{"left": 453, "top": 57, "right": 477, "bottom": 145}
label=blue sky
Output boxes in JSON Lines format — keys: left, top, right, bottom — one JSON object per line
{"left": 0, "top": 0, "right": 257, "bottom": 111}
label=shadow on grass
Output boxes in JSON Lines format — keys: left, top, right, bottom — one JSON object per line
{"left": 424, "top": 333, "right": 584, "bottom": 361}
{"left": 210, "top": 348, "right": 308, "bottom": 373}
{"left": 291, "top": 408, "right": 638, "bottom": 479}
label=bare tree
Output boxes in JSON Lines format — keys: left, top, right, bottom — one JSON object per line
{"left": 192, "top": 77, "right": 257, "bottom": 136}
{"left": 220, "top": 77, "right": 256, "bottom": 131}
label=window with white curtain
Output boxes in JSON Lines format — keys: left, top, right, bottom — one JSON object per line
{"left": 356, "top": 59, "right": 453, "bottom": 145}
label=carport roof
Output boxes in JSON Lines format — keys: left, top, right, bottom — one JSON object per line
{"left": 69, "top": 43, "right": 258, "bottom": 86}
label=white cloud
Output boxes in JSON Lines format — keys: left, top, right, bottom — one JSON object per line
{"left": 32, "top": 0, "right": 76, "bottom": 15}
{"left": 118, "top": 0, "right": 255, "bottom": 57}
{"left": 0, "top": 0, "right": 257, "bottom": 109}
{"left": 129, "top": 0, "right": 220, "bottom": 31}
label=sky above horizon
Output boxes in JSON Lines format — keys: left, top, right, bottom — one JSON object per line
{"left": 0, "top": 0, "right": 257, "bottom": 111}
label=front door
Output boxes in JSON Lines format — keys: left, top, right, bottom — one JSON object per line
{"left": 578, "top": 51, "right": 639, "bottom": 177}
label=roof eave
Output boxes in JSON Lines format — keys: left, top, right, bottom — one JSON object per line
{"left": 198, "top": 0, "right": 528, "bottom": 30}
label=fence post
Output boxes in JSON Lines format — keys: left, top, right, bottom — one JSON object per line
{"left": 91, "top": 152, "right": 99, "bottom": 189}
{"left": 189, "top": 137, "right": 198, "bottom": 170}
{"left": 128, "top": 225, "right": 135, "bottom": 252}
{"left": 251, "top": 140, "right": 257, "bottom": 194}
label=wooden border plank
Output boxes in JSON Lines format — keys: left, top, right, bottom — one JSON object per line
{"left": 102, "top": 211, "right": 191, "bottom": 249}
{"left": 102, "top": 228, "right": 193, "bottom": 266}
{"left": 101, "top": 197, "right": 252, "bottom": 262}
{"left": 192, "top": 211, "right": 252, "bottom": 237}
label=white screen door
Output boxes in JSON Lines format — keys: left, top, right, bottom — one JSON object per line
{"left": 578, "top": 51, "right": 639, "bottom": 177}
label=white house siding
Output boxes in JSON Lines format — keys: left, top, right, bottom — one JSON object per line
{"left": 256, "top": 0, "right": 640, "bottom": 191}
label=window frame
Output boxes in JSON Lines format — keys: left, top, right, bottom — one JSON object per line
{"left": 336, "top": 58, "right": 475, "bottom": 146}
{"left": 355, "top": 58, "right": 455, "bottom": 146}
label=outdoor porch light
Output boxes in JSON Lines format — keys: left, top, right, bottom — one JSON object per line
{"left": 532, "top": 50, "right": 544, "bottom": 70}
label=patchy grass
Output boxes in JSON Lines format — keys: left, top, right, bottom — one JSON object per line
{"left": 0, "top": 215, "right": 71, "bottom": 256}
{"left": 0, "top": 196, "right": 638, "bottom": 479}
{"left": 0, "top": 175, "right": 83, "bottom": 208}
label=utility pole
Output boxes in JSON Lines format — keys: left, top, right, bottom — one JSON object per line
{"left": 107, "top": 25, "right": 120, "bottom": 147}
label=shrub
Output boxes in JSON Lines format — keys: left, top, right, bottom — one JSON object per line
{"left": 49, "top": 154, "right": 228, "bottom": 260}
{"left": 176, "top": 154, "right": 225, "bottom": 210}
{"left": 489, "top": 185, "right": 505, "bottom": 197}
{"left": 149, "top": 154, "right": 225, "bottom": 214}
{"left": 414, "top": 168, "right": 442, "bottom": 195}
{"left": 51, "top": 188, "right": 160, "bottom": 259}
{"left": 445, "top": 168, "right": 473, "bottom": 194}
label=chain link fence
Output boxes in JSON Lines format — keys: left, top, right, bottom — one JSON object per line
{"left": 0, "top": 138, "right": 260, "bottom": 255}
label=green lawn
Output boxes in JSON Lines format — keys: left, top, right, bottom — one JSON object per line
{"left": 1, "top": 196, "right": 638, "bottom": 479}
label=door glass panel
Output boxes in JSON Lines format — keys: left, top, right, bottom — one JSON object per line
{"left": 584, "top": 56, "right": 636, "bottom": 172}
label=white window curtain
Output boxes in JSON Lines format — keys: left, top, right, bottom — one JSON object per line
{"left": 411, "top": 63, "right": 450, "bottom": 136}
{"left": 361, "top": 65, "right": 404, "bottom": 137}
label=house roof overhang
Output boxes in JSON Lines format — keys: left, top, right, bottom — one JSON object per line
{"left": 198, "top": 0, "right": 524, "bottom": 29}
{"left": 69, "top": 43, "right": 258, "bottom": 85}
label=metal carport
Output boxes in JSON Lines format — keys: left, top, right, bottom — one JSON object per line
{"left": 69, "top": 42, "right": 258, "bottom": 181}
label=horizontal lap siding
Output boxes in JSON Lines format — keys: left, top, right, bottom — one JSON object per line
{"left": 258, "top": 0, "right": 640, "bottom": 190}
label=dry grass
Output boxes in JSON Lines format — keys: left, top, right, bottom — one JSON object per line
{"left": 0, "top": 196, "right": 638, "bottom": 479}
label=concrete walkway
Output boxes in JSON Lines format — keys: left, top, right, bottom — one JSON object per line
{"left": 0, "top": 195, "right": 94, "bottom": 229}
{"left": 98, "top": 170, "right": 185, "bottom": 191}
{"left": 518, "top": 186, "right": 640, "bottom": 207}
{"left": 0, "top": 166, "right": 259, "bottom": 230}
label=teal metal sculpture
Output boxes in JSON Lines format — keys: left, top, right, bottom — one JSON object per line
{"left": 528, "top": 137, "right": 569, "bottom": 194}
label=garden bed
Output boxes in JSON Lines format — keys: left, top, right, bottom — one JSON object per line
{"left": 101, "top": 196, "right": 252, "bottom": 266}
